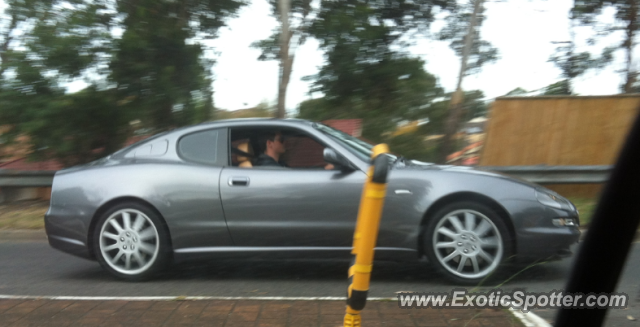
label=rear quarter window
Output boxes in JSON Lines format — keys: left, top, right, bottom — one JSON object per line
{"left": 178, "top": 129, "right": 225, "bottom": 166}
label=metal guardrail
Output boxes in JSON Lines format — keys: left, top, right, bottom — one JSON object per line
{"left": 0, "top": 165, "right": 613, "bottom": 187}
{"left": 0, "top": 170, "right": 56, "bottom": 187}
{"left": 480, "top": 165, "right": 613, "bottom": 184}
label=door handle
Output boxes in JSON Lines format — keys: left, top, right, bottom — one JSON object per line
{"left": 228, "top": 176, "right": 249, "bottom": 186}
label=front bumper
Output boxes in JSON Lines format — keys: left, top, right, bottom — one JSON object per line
{"left": 516, "top": 225, "right": 581, "bottom": 259}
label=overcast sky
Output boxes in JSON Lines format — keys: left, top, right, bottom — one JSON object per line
{"left": 210, "top": 0, "right": 625, "bottom": 113}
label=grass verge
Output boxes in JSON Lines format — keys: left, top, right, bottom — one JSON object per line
{"left": 566, "top": 197, "right": 598, "bottom": 227}
{"left": 0, "top": 200, "right": 48, "bottom": 229}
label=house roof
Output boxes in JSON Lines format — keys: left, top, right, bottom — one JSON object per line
{"left": 0, "top": 157, "right": 64, "bottom": 171}
{"left": 322, "top": 119, "right": 362, "bottom": 137}
{"left": 446, "top": 141, "right": 484, "bottom": 163}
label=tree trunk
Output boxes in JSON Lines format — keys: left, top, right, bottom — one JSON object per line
{"left": 277, "top": 0, "right": 291, "bottom": 118}
{"left": 624, "top": 0, "right": 638, "bottom": 93}
{"left": 439, "top": 0, "right": 483, "bottom": 164}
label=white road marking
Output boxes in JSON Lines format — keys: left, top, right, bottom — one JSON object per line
{"left": 510, "top": 308, "right": 553, "bottom": 327}
{"left": 0, "top": 294, "right": 393, "bottom": 301}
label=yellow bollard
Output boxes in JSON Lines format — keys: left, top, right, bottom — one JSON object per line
{"left": 344, "top": 144, "right": 390, "bottom": 327}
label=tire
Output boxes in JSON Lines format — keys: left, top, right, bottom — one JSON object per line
{"left": 423, "top": 201, "right": 512, "bottom": 285}
{"left": 93, "top": 202, "right": 171, "bottom": 281}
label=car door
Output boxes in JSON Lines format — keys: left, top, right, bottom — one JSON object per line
{"left": 219, "top": 129, "right": 366, "bottom": 249}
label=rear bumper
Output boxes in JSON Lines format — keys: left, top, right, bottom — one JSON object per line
{"left": 45, "top": 212, "right": 94, "bottom": 260}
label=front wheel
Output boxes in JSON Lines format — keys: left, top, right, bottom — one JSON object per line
{"left": 93, "top": 202, "right": 171, "bottom": 280}
{"left": 424, "top": 202, "right": 512, "bottom": 284}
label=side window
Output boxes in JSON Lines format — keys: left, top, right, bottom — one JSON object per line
{"left": 228, "top": 127, "right": 335, "bottom": 169}
{"left": 282, "top": 135, "right": 329, "bottom": 169}
{"left": 178, "top": 129, "right": 221, "bottom": 165}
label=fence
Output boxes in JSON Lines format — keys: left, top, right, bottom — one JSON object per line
{"left": 480, "top": 95, "right": 640, "bottom": 166}
{"left": 479, "top": 95, "right": 640, "bottom": 197}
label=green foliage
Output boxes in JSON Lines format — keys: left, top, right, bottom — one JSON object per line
{"left": 548, "top": 42, "right": 613, "bottom": 93}
{"left": 298, "top": 98, "right": 335, "bottom": 121}
{"left": 567, "top": 197, "right": 597, "bottom": 227}
{"left": 0, "top": 86, "right": 128, "bottom": 166}
{"left": 386, "top": 132, "right": 439, "bottom": 163}
{"left": 543, "top": 79, "right": 573, "bottom": 95}
{"left": 424, "top": 90, "right": 486, "bottom": 134}
{"left": 300, "top": 57, "right": 443, "bottom": 142}
{"left": 111, "top": 1, "right": 209, "bottom": 129}
{"left": 0, "top": 0, "right": 244, "bottom": 167}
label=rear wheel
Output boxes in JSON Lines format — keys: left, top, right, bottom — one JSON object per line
{"left": 93, "top": 202, "right": 170, "bottom": 280}
{"left": 424, "top": 202, "right": 512, "bottom": 284}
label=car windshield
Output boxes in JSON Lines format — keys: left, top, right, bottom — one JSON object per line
{"left": 314, "top": 123, "right": 399, "bottom": 163}
{"left": 313, "top": 123, "right": 375, "bottom": 161}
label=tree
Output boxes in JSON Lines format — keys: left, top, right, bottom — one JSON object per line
{"left": 437, "top": 0, "right": 498, "bottom": 77}
{"left": 543, "top": 79, "right": 573, "bottom": 95}
{"left": 303, "top": 0, "right": 451, "bottom": 140}
{"left": 252, "top": 0, "right": 313, "bottom": 118}
{"left": 0, "top": 0, "right": 245, "bottom": 166}
{"left": 436, "top": 0, "right": 497, "bottom": 163}
{"left": 0, "top": 0, "right": 118, "bottom": 165}
{"left": 110, "top": 0, "right": 245, "bottom": 130}
{"left": 571, "top": 0, "right": 638, "bottom": 93}
{"left": 504, "top": 87, "right": 529, "bottom": 96}
{"left": 300, "top": 57, "right": 443, "bottom": 141}
{"left": 548, "top": 28, "right": 613, "bottom": 94}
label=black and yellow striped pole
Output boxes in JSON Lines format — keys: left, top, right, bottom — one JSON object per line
{"left": 344, "top": 144, "right": 390, "bottom": 327}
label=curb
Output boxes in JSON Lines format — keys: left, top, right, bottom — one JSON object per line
{"left": 0, "top": 294, "right": 551, "bottom": 327}
{"left": 0, "top": 229, "right": 47, "bottom": 241}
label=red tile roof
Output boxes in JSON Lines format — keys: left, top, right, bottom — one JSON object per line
{"left": 322, "top": 119, "right": 362, "bottom": 137}
{"left": 0, "top": 135, "right": 152, "bottom": 171}
{"left": 446, "top": 141, "right": 484, "bottom": 165}
{"left": 0, "top": 157, "right": 64, "bottom": 171}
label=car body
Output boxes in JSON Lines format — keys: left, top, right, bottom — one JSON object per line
{"left": 45, "top": 118, "right": 581, "bottom": 282}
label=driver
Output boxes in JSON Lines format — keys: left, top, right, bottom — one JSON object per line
{"left": 255, "top": 131, "right": 289, "bottom": 167}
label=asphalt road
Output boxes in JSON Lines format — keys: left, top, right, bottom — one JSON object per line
{"left": 1, "top": 239, "right": 638, "bottom": 326}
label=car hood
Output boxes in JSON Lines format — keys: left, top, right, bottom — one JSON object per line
{"left": 395, "top": 160, "right": 542, "bottom": 189}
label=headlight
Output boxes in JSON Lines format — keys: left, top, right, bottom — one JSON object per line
{"left": 552, "top": 218, "right": 578, "bottom": 227}
{"left": 535, "top": 189, "right": 573, "bottom": 211}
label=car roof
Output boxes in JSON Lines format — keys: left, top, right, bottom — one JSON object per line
{"left": 197, "top": 118, "right": 314, "bottom": 126}
{"left": 114, "top": 118, "right": 317, "bottom": 157}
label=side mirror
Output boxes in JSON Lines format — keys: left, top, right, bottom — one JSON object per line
{"left": 323, "top": 148, "right": 354, "bottom": 171}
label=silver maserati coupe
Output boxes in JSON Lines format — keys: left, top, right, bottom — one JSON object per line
{"left": 44, "top": 118, "right": 580, "bottom": 283}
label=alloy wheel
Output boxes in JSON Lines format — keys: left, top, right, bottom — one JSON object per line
{"left": 99, "top": 209, "right": 160, "bottom": 275}
{"left": 432, "top": 209, "right": 504, "bottom": 280}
